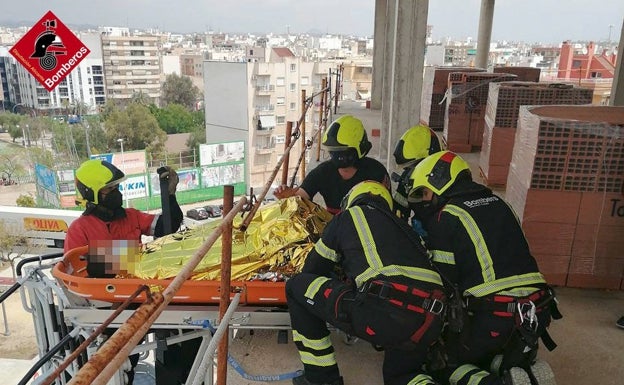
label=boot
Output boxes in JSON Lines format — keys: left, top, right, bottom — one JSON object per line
{"left": 292, "top": 375, "right": 344, "bottom": 385}
{"left": 502, "top": 367, "right": 531, "bottom": 385}
{"left": 528, "top": 360, "right": 557, "bottom": 385}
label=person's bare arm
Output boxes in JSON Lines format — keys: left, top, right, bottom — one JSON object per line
{"left": 273, "top": 185, "right": 311, "bottom": 200}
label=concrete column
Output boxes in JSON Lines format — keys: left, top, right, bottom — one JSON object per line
{"left": 378, "top": 0, "right": 396, "bottom": 161}
{"left": 610, "top": 19, "right": 624, "bottom": 106}
{"left": 371, "top": 0, "right": 387, "bottom": 110}
{"left": 476, "top": 0, "right": 495, "bottom": 70}
{"left": 380, "top": 0, "right": 429, "bottom": 170}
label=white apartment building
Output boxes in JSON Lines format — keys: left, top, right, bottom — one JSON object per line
{"left": 204, "top": 48, "right": 334, "bottom": 190}
{"left": 100, "top": 30, "right": 162, "bottom": 105}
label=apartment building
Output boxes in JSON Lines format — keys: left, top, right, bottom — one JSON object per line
{"left": 204, "top": 48, "right": 333, "bottom": 190}
{"left": 100, "top": 28, "right": 162, "bottom": 105}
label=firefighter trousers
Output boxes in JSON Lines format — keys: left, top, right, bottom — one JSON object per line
{"left": 286, "top": 273, "right": 439, "bottom": 385}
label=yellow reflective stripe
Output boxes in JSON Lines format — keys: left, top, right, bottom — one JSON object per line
{"left": 292, "top": 330, "right": 333, "bottom": 350}
{"left": 450, "top": 364, "right": 480, "bottom": 385}
{"left": 299, "top": 351, "right": 337, "bottom": 367}
{"left": 407, "top": 374, "right": 436, "bottom": 385}
{"left": 466, "top": 272, "right": 547, "bottom": 297}
{"left": 314, "top": 239, "right": 339, "bottom": 262}
{"left": 468, "top": 370, "right": 490, "bottom": 385}
{"left": 349, "top": 207, "right": 383, "bottom": 268}
{"left": 349, "top": 207, "right": 385, "bottom": 287}
{"left": 431, "top": 249, "right": 455, "bottom": 265}
{"left": 444, "top": 205, "right": 496, "bottom": 283}
{"left": 377, "top": 265, "right": 443, "bottom": 286}
{"left": 304, "top": 276, "right": 331, "bottom": 299}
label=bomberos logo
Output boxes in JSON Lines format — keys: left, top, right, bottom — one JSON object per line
{"left": 9, "top": 10, "right": 90, "bottom": 92}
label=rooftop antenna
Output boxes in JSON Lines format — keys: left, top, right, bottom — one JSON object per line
{"left": 608, "top": 24, "right": 615, "bottom": 44}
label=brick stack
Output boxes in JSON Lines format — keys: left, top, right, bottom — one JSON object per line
{"left": 421, "top": 66, "right": 485, "bottom": 132}
{"left": 506, "top": 105, "right": 624, "bottom": 289}
{"left": 480, "top": 82, "right": 594, "bottom": 186}
{"left": 443, "top": 72, "right": 517, "bottom": 152}
{"left": 493, "top": 66, "right": 541, "bottom": 82}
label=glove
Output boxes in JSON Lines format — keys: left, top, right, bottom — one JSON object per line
{"left": 158, "top": 166, "right": 179, "bottom": 195}
{"left": 273, "top": 185, "right": 299, "bottom": 199}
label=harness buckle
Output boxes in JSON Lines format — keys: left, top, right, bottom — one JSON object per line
{"left": 518, "top": 301, "right": 538, "bottom": 331}
{"left": 428, "top": 298, "right": 444, "bottom": 315}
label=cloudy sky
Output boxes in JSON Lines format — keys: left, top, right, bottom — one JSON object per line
{"left": 2, "top": 0, "right": 623, "bottom": 44}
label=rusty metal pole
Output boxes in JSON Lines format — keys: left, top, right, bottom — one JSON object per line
{"left": 282, "top": 121, "right": 293, "bottom": 185}
{"left": 316, "top": 78, "right": 326, "bottom": 162}
{"left": 300, "top": 89, "right": 307, "bottom": 182}
{"left": 217, "top": 185, "right": 234, "bottom": 385}
{"left": 334, "top": 66, "right": 340, "bottom": 114}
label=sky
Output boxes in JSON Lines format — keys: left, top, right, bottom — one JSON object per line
{"left": 1, "top": 0, "right": 623, "bottom": 45}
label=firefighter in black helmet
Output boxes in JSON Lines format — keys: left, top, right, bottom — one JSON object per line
{"left": 391, "top": 124, "right": 442, "bottom": 234}
{"left": 274, "top": 115, "right": 390, "bottom": 214}
{"left": 286, "top": 180, "right": 446, "bottom": 385}
{"left": 408, "top": 151, "right": 560, "bottom": 385}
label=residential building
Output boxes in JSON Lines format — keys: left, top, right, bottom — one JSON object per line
{"left": 557, "top": 41, "right": 617, "bottom": 79}
{"left": 203, "top": 48, "right": 334, "bottom": 190}
{"left": 100, "top": 28, "right": 162, "bottom": 105}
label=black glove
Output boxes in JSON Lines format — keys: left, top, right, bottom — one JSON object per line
{"left": 158, "top": 166, "right": 179, "bottom": 195}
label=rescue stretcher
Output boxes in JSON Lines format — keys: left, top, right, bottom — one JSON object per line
{"left": 51, "top": 196, "right": 333, "bottom": 306}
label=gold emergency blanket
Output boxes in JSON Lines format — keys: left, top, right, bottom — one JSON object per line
{"left": 129, "top": 197, "right": 333, "bottom": 281}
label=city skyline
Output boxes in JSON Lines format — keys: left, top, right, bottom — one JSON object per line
{"left": 0, "top": 0, "right": 622, "bottom": 45}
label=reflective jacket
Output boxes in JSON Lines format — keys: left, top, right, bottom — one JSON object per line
{"left": 302, "top": 201, "right": 443, "bottom": 291}
{"left": 426, "top": 182, "right": 546, "bottom": 297}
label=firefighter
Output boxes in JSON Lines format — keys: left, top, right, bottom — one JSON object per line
{"left": 408, "top": 151, "right": 560, "bottom": 385}
{"left": 65, "top": 159, "right": 183, "bottom": 385}
{"left": 65, "top": 159, "right": 183, "bottom": 253}
{"left": 391, "top": 124, "right": 442, "bottom": 233}
{"left": 286, "top": 180, "right": 446, "bottom": 385}
{"left": 274, "top": 115, "right": 390, "bottom": 214}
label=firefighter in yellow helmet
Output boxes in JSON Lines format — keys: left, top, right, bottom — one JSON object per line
{"left": 274, "top": 115, "right": 390, "bottom": 214}
{"left": 391, "top": 125, "right": 442, "bottom": 234}
{"left": 286, "top": 180, "right": 446, "bottom": 385}
{"left": 408, "top": 151, "right": 560, "bottom": 385}
{"left": 66, "top": 159, "right": 183, "bottom": 385}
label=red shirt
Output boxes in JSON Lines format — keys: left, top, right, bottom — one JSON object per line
{"left": 64, "top": 208, "right": 158, "bottom": 253}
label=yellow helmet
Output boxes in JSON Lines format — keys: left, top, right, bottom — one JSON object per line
{"left": 75, "top": 159, "right": 126, "bottom": 205}
{"left": 340, "top": 180, "right": 393, "bottom": 211}
{"left": 409, "top": 151, "right": 470, "bottom": 196}
{"left": 322, "top": 115, "right": 372, "bottom": 158}
{"left": 393, "top": 125, "right": 442, "bottom": 166}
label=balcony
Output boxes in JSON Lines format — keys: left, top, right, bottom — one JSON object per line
{"left": 256, "top": 145, "right": 275, "bottom": 154}
{"left": 255, "top": 104, "right": 275, "bottom": 112}
{"left": 255, "top": 85, "right": 275, "bottom": 93}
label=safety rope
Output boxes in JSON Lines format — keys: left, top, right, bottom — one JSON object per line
{"left": 188, "top": 319, "right": 304, "bottom": 382}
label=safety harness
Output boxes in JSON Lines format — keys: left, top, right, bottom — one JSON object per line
{"left": 359, "top": 279, "right": 446, "bottom": 344}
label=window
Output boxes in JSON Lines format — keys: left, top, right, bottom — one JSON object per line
{"left": 290, "top": 83, "right": 296, "bottom": 92}
{"left": 277, "top": 116, "right": 286, "bottom": 124}
{"left": 289, "top": 102, "right": 296, "bottom": 110}
{"left": 590, "top": 72, "right": 602, "bottom": 78}
{"left": 290, "top": 63, "right": 296, "bottom": 72}
{"left": 249, "top": 49, "right": 254, "bottom": 55}
{"left": 275, "top": 135, "right": 286, "bottom": 144}
{"left": 276, "top": 77, "right": 285, "bottom": 86}
{"left": 301, "top": 76, "right": 309, "bottom": 85}
{"left": 276, "top": 97, "right": 285, "bottom": 106}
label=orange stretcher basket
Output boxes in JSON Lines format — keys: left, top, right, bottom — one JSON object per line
{"left": 52, "top": 246, "right": 287, "bottom": 305}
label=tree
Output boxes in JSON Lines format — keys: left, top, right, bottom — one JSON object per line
{"left": 103, "top": 102, "right": 168, "bottom": 159}
{"left": 187, "top": 124, "right": 207, "bottom": 154}
{"left": 161, "top": 74, "right": 201, "bottom": 109}
{"left": 0, "top": 220, "right": 39, "bottom": 280}
{"left": 0, "top": 112, "right": 25, "bottom": 143}
{"left": 0, "top": 152, "right": 25, "bottom": 184}
{"left": 16, "top": 194, "right": 36, "bottom": 207}
{"left": 153, "top": 103, "right": 201, "bottom": 134}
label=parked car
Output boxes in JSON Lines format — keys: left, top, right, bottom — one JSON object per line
{"left": 203, "top": 205, "right": 222, "bottom": 217}
{"left": 186, "top": 207, "right": 209, "bottom": 220}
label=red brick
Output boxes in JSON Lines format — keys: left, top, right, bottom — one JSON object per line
{"left": 577, "top": 192, "right": 624, "bottom": 226}
{"left": 532, "top": 254, "right": 569, "bottom": 287}
{"left": 521, "top": 190, "right": 582, "bottom": 224}
{"left": 523, "top": 221, "right": 576, "bottom": 255}
{"left": 572, "top": 224, "right": 624, "bottom": 259}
